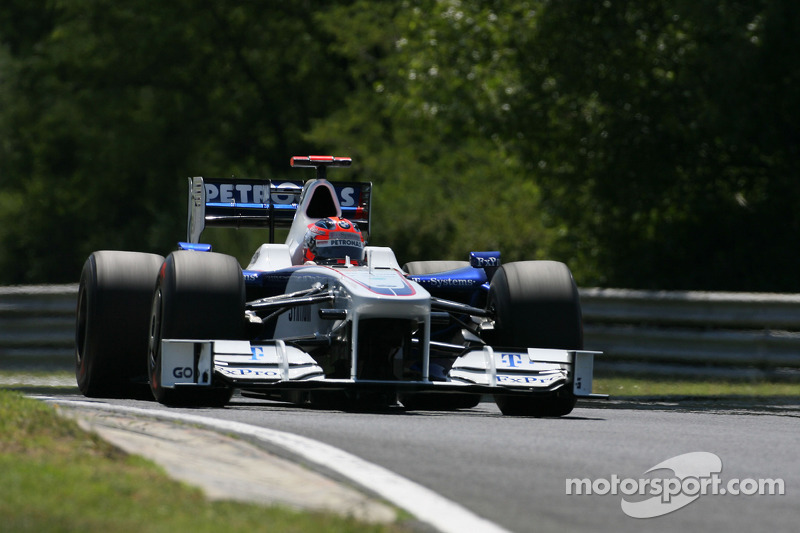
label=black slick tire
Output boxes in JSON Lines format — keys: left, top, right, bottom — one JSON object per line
{"left": 488, "top": 261, "right": 583, "bottom": 417}
{"left": 75, "top": 251, "right": 164, "bottom": 398}
{"left": 148, "top": 251, "right": 244, "bottom": 407}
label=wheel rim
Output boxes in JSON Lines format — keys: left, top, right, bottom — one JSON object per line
{"left": 75, "top": 283, "right": 89, "bottom": 379}
{"left": 148, "top": 289, "right": 163, "bottom": 392}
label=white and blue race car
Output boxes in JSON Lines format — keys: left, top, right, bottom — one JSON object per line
{"left": 76, "top": 156, "right": 604, "bottom": 416}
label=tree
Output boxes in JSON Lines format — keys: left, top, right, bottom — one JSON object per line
{"left": 2, "top": 1, "right": 799, "bottom": 291}
{"left": 309, "top": 1, "right": 552, "bottom": 267}
{"left": 311, "top": 0, "right": 800, "bottom": 290}
{"left": 0, "top": 0, "right": 349, "bottom": 283}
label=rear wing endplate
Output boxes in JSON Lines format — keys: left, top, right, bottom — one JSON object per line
{"left": 187, "top": 177, "right": 372, "bottom": 244}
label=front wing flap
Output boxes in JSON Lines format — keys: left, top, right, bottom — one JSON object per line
{"left": 159, "top": 339, "right": 324, "bottom": 389}
{"left": 448, "top": 347, "right": 602, "bottom": 397}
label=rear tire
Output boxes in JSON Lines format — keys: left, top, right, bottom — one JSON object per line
{"left": 488, "top": 261, "right": 583, "bottom": 417}
{"left": 403, "top": 260, "right": 470, "bottom": 276}
{"left": 148, "top": 251, "right": 244, "bottom": 407}
{"left": 75, "top": 251, "right": 164, "bottom": 398}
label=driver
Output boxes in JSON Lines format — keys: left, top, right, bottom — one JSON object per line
{"left": 302, "top": 217, "right": 365, "bottom": 265}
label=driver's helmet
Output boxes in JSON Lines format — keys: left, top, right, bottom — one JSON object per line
{"left": 302, "top": 217, "right": 365, "bottom": 265}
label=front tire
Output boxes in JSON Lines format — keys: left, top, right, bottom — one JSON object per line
{"left": 148, "top": 251, "right": 244, "bottom": 406}
{"left": 488, "top": 261, "right": 583, "bottom": 417}
{"left": 75, "top": 251, "right": 164, "bottom": 398}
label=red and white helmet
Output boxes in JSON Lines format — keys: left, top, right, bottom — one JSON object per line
{"left": 303, "top": 217, "right": 365, "bottom": 265}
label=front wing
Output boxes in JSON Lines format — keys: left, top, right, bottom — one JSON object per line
{"left": 159, "top": 339, "right": 606, "bottom": 399}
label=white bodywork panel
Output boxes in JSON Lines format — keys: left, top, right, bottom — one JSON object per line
{"left": 273, "top": 264, "right": 432, "bottom": 381}
{"left": 273, "top": 265, "right": 431, "bottom": 337}
{"left": 246, "top": 243, "right": 293, "bottom": 271}
{"left": 364, "top": 246, "right": 402, "bottom": 270}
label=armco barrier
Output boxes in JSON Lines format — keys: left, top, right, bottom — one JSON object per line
{"left": 0, "top": 284, "right": 78, "bottom": 371}
{"left": 581, "top": 288, "right": 800, "bottom": 379}
{"left": 1, "top": 284, "right": 799, "bottom": 378}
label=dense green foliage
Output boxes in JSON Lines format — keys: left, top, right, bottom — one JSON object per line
{"left": 1, "top": 1, "right": 797, "bottom": 290}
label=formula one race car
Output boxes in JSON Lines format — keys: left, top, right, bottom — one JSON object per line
{"left": 76, "top": 156, "right": 604, "bottom": 416}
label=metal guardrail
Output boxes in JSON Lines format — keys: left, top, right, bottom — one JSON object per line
{"left": 1, "top": 284, "right": 799, "bottom": 379}
{"left": 0, "top": 285, "right": 78, "bottom": 371}
{"left": 581, "top": 288, "right": 800, "bottom": 379}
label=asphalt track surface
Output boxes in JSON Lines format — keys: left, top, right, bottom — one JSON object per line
{"left": 40, "top": 391, "right": 798, "bottom": 533}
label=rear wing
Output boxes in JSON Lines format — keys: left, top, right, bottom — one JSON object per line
{"left": 187, "top": 177, "right": 372, "bottom": 244}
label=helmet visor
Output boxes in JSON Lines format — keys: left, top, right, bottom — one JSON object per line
{"left": 314, "top": 232, "right": 364, "bottom": 263}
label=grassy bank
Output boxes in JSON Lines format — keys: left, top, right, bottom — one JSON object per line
{"left": 0, "top": 389, "right": 403, "bottom": 533}
{"left": 593, "top": 377, "right": 800, "bottom": 398}
{"left": 2, "top": 370, "right": 799, "bottom": 399}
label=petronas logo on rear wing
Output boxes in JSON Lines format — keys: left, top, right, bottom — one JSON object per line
{"left": 187, "top": 176, "right": 371, "bottom": 244}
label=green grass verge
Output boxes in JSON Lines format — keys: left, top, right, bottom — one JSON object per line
{"left": 2, "top": 370, "right": 799, "bottom": 399}
{"left": 593, "top": 377, "right": 800, "bottom": 398}
{"left": 0, "top": 371, "right": 76, "bottom": 395}
{"left": 0, "top": 389, "right": 406, "bottom": 533}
